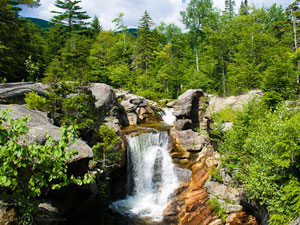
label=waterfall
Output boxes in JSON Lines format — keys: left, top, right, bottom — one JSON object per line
{"left": 161, "top": 108, "right": 176, "bottom": 125}
{"left": 110, "top": 131, "right": 179, "bottom": 222}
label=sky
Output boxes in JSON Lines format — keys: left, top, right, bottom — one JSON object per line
{"left": 20, "top": 0, "right": 293, "bottom": 30}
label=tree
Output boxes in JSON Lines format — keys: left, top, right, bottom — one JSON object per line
{"left": 134, "top": 10, "right": 156, "bottom": 76}
{"left": 287, "top": 0, "right": 300, "bottom": 84}
{"left": 112, "top": 12, "right": 127, "bottom": 50}
{"left": 225, "top": 0, "right": 236, "bottom": 19}
{"left": 0, "top": 109, "right": 94, "bottom": 215}
{"left": 92, "top": 124, "right": 120, "bottom": 170}
{"left": 181, "top": 0, "right": 219, "bottom": 71}
{"left": 239, "top": 0, "right": 248, "bottom": 15}
{"left": 51, "top": 0, "right": 90, "bottom": 35}
{"left": 90, "top": 16, "right": 102, "bottom": 38}
{"left": 0, "top": 0, "right": 43, "bottom": 81}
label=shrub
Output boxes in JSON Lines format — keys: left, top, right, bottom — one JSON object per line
{"left": 24, "top": 92, "right": 47, "bottom": 111}
{"left": 0, "top": 109, "right": 95, "bottom": 216}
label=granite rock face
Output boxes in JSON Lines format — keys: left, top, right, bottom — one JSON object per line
{"left": 0, "top": 82, "right": 48, "bottom": 104}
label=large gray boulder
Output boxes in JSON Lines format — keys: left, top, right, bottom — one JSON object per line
{"left": 0, "top": 82, "right": 48, "bottom": 104}
{"left": 89, "top": 83, "right": 127, "bottom": 130}
{"left": 0, "top": 104, "right": 93, "bottom": 173}
{"left": 116, "top": 90, "right": 162, "bottom": 126}
{"left": 173, "top": 89, "right": 206, "bottom": 130}
{"left": 205, "top": 90, "right": 262, "bottom": 118}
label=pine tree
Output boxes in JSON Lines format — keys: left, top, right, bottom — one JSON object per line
{"left": 91, "top": 16, "right": 102, "bottom": 38}
{"left": 239, "top": 0, "right": 248, "bottom": 15}
{"left": 134, "top": 10, "right": 156, "bottom": 74}
{"left": 51, "top": 0, "right": 90, "bottom": 35}
{"left": 225, "top": 0, "right": 236, "bottom": 19}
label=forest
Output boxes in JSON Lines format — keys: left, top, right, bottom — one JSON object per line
{"left": 1, "top": 0, "right": 299, "bottom": 102}
{"left": 1, "top": 0, "right": 300, "bottom": 224}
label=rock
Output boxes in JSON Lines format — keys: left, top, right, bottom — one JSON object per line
{"left": 209, "top": 219, "right": 223, "bottom": 225}
{"left": 89, "top": 83, "right": 116, "bottom": 110}
{"left": 225, "top": 212, "right": 258, "bottom": 225}
{"left": 170, "top": 128, "right": 210, "bottom": 152}
{"left": 0, "top": 201, "right": 18, "bottom": 225}
{"left": 127, "top": 112, "right": 138, "bottom": 126}
{"left": 174, "top": 119, "right": 192, "bottom": 130}
{"left": 166, "top": 100, "right": 177, "bottom": 107}
{"left": 173, "top": 89, "right": 205, "bottom": 118}
{"left": 90, "top": 83, "right": 128, "bottom": 130}
{"left": 290, "top": 218, "right": 300, "bottom": 225}
{"left": 205, "top": 181, "right": 242, "bottom": 204}
{"left": 37, "top": 201, "right": 61, "bottom": 225}
{"left": 221, "top": 122, "right": 233, "bottom": 132}
{"left": 0, "top": 104, "right": 93, "bottom": 174}
{"left": 206, "top": 90, "right": 262, "bottom": 117}
{"left": 0, "top": 82, "right": 48, "bottom": 104}
{"left": 116, "top": 90, "right": 162, "bottom": 125}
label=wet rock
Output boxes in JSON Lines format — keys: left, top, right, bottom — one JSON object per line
{"left": 174, "top": 119, "right": 192, "bottom": 130}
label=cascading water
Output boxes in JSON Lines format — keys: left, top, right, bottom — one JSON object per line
{"left": 110, "top": 131, "right": 179, "bottom": 222}
{"left": 161, "top": 108, "right": 176, "bottom": 125}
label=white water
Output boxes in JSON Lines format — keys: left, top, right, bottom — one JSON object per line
{"left": 110, "top": 131, "right": 179, "bottom": 222}
{"left": 162, "top": 108, "right": 176, "bottom": 125}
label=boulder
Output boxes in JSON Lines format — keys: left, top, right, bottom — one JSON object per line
{"left": 205, "top": 90, "right": 262, "bottom": 117}
{"left": 37, "top": 201, "right": 62, "bottom": 225}
{"left": 0, "top": 104, "right": 93, "bottom": 174}
{"left": 173, "top": 89, "right": 205, "bottom": 118}
{"left": 204, "top": 181, "right": 242, "bottom": 204}
{"left": 0, "top": 82, "right": 48, "bottom": 104}
{"left": 89, "top": 83, "right": 116, "bottom": 110}
{"left": 225, "top": 212, "right": 258, "bottom": 225}
{"left": 89, "top": 83, "right": 128, "bottom": 130}
{"left": 170, "top": 128, "right": 211, "bottom": 152}
{"left": 116, "top": 90, "right": 162, "bottom": 125}
{"left": 0, "top": 201, "right": 18, "bottom": 225}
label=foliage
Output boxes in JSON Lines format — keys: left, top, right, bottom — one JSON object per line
{"left": 219, "top": 100, "right": 300, "bottom": 224}
{"left": 92, "top": 124, "right": 121, "bottom": 170}
{"left": 212, "top": 107, "right": 240, "bottom": 124}
{"left": 0, "top": 109, "right": 94, "bottom": 215}
{"left": 24, "top": 92, "right": 47, "bottom": 111}
{"left": 207, "top": 197, "right": 228, "bottom": 221}
{"left": 44, "top": 82, "right": 97, "bottom": 139}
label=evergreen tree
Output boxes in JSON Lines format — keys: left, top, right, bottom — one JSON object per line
{"left": 91, "top": 16, "right": 102, "bottom": 38}
{"left": 239, "top": 0, "right": 248, "bottom": 15}
{"left": 51, "top": 0, "right": 90, "bottom": 35}
{"left": 134, "top": 10, "right": 156, "bottom": 75}
{"left": 225, "top": 0, "right": 236, "bottom": 19}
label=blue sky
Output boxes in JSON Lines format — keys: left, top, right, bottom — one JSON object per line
{"left": 20, "top": 0, "right": 292, "bottom": 30}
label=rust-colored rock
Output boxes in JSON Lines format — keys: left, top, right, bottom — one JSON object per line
{"left": 226, "top": 212, "right": 259, "bottom": 225}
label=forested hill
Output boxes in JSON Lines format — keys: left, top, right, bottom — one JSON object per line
{"left": 1, "top": 0, "right": 299, "bottom": 104}
{"left": 25, "top": 17, "right": 52, "bottom": 28}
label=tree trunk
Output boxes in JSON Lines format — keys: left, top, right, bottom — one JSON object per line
{"left": 195, "top": 47, "right": 199, "bottom": 71}
{"left": 123, "top": 31, "right": 126, "bottom": 50}
{"left": 293, "top": 15, "right": 300, "bottom": 84}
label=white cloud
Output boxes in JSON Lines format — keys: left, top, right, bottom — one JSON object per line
{"left": 20, "top": 0, "right": 292, "bottom": 30}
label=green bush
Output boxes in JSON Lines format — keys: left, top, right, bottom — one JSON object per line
{"left": 207, "top": 197, "right": 227, "bottom": 222}
{"left": 212, "top": 107, "right": 240, "bottom": 124}
{"left": 0, "top": 109, "right": 95, "bottom": 216}
{"left": 24, "top": 92, "right": 47, "bottom": 111}
{"left": 92, "top": 124, "right": 121, "bottom": 170}
{"left": 219, "top": 100, "right": 300, "bottom": 224}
